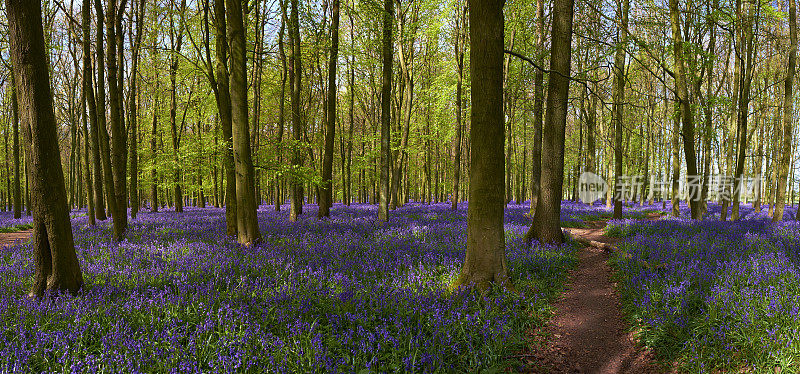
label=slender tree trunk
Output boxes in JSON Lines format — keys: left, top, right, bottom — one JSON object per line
{"left": 319, "top": 0, "right": 340, "bottom": 218}
{"left": 84, "top": 0, "right": 106, "bottom": 221}
{"left": 451, "top": 5, "right": 466, "bottom": 211}
{"left": 213, "top": 0, "right": 236, "bottom": 234}
{"left": 529, "top": 0, "right": 544, "bottom": 216}
{"left": 378, "top": 0, "right": 393, "bottom": 222}
{"left": 129, "top": 0, "right": 144, "bottom": 220}
{"left": 106, "top": 0, "right": 129, "bottom": 240}
{"left": 669, "top": 0, "right": 701, "bottom": 219}
{"left": 275, "top": 18, "right": 286, "bottom": 212}
{"left": 95, "top": 0, "right": 118, "bottom": 222}
{"left": 8, "top": 0, "right": 83, "bottom": 297}
{"left": 774, "top": 0, "right": 796, "bottom": 222}
{"left": 527, "top": 0, "right": 574, "bottom": 245}
{"left": 288, "top": 0, "right": 304, "bottom": 222}
{"left": 612, "top": 0, "right": 628, "bottom": 219}
{"left": 731, "top": 0, "right": 756, "bottom": 220}
{"left": 11, "top": 79, "right": 21, "bottom": 219}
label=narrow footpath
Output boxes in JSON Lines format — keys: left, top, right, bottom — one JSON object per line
{"left": 517, "top": 219, "right": 662, "bottom": 374}
{"left": 0, "top": 229, "right": 32, "bottom": 247}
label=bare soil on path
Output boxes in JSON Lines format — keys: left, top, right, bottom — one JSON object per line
{"left": 515, "top": 218, "right": 664, "bottom": 374}
{"left": 0, "top": 229, "right": 32, "bottom": 247}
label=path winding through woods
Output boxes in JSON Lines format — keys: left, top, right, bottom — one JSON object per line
{"left": 0, "top": 229, "right": 32, "bottom": 247}
{"left": 517, "top": 217, "right": 663, "bottom": 374}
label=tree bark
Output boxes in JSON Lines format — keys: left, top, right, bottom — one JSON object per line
{"left": 526, "top": 0, "right": 574, "bottom": 245}
{"left": 7, "top": 0, "right": 83, "bottom": 297}
{"left": 529, "top": 0, "right": 544, "bottom": 216}
{"left": 288, "top": 0, "right": 304, "bottom": 222}
{"left": 11, "top": 77, "right": 21, "bottom": 219}
{"left": 213, "top": 0, "right": 236, "bottom": 234}
{"left": 451, "top": 4, "right": 466, "bottom": 211}
{"left": 774, "top": 0, "right": 796, "bottom": 222}
{"left": 106, "top": 0, "right": 129, "bottom": 240}
{"left": 227, "top": 0, "right": 262, "bottom": 245}
{"left": 612, "top": 0, "right": 628, "bottom": 219}
{"left": 452, "top": 0, "right": 512, "bottom": 293}
{"left": 378, "top": 0, "right": 393, "bottom": 223}
{"left": 319, "top": 0, "right": 340, "bottom": 218}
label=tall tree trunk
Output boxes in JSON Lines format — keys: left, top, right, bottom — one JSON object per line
{"left": 453, "top": 0, "right": 512, "bottom": 293}
{"left": 451, "top": 4, "right": 466, "bottom": 211}
{"left": 612, "top": 0, "right": 628, "bottom": 219}
{"left": 169, "top": 0, "right": 186, "bottom": 213}
{"left": 669, "top": 0, "right": 701, "bottom": 219}
{"left": 378, "top": 0, "right": 393, "bottom": 222}
{"left": 7, "top": 0, "right": 83, "bottom": 297}
{"left": 275, "top": 17, "right": 286, "bottom": 212}
{"left": 288, "top": 0, "right": 304, "bottom": 222}
{"left": 731, "top": 0, "right": 756, "bottom": 220}
{"left": 129, "top": 0, "right": 145, "bottom": 220}
{"left": 213, "top": 0, "right": 236, "bottom": 234}
{"left": 80, "top": 75, "right": 95, "bottom": 225}
{"left": 11, "top": 78, "right": 21, "bottom": 219}
{"left": 774, "top": 0, "right": 796, "bottom": 222}
{"left": 320, "top": 0, "right": 340, "bottom": 218}
{"left": 527, "top": 0, "right": 574, "bottom": 245}
{"left": 84, "top": 0, "right": 106, "bottom": 221}
{"left": 106, "top": 0, "right": 129, "bottom": 240}
{"left": 227, "top": 0, "right": 262, "bottom": 245}
{"left": 95, "top": 0, "right": 118, "bottom": 222}
{"left": 529, "top": 0, "right": 544, "bottom": 216}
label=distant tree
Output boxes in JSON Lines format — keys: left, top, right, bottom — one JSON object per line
{"left": 7, "top": 0, "right": 84, "bottom": 297}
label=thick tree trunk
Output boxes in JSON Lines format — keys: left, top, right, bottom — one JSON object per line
{"left": 319, "top": 0, "right": 339, "bottom": 218}
{"left": 774, "top": 0, "right": 796, "bottom": 222}
{"left": 8, "top": 0, "right": 83, "bottom": 297}
{"left": 453, "top": 0, "right": 512, "bottom": 293}
{"left": 227, "top": 0, "right": 262, "bottom": 245}
{"left": 526, "top": 0, "right": 574, "bottom": 245}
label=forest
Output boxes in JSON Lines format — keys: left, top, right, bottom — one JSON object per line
{"left": 2, "top": 0, "right": 800, "bottom": 371}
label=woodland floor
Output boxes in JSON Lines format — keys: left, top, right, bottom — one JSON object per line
{"left": 517, "top": 216, "right": 666, "bottom": 374}
{"left": 0, "top": 229, "right": 31, "bottom": 247}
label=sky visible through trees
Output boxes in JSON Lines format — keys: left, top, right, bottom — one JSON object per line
{"left": 2, "top": 0, "right": 800, "bottom": 371}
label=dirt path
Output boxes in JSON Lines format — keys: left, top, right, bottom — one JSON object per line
{"left": 0, "top": 229, "right": 32, "bottom": 247}
{"left": 517, "top": 219, "right": 661, "bottom": 373}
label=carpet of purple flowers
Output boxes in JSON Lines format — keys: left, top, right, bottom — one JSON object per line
{"left": 610, "top": 201, "right": 800, "bottom": 372}
{"left": 0, "top": 202, "right": 584, "bottom": 373}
